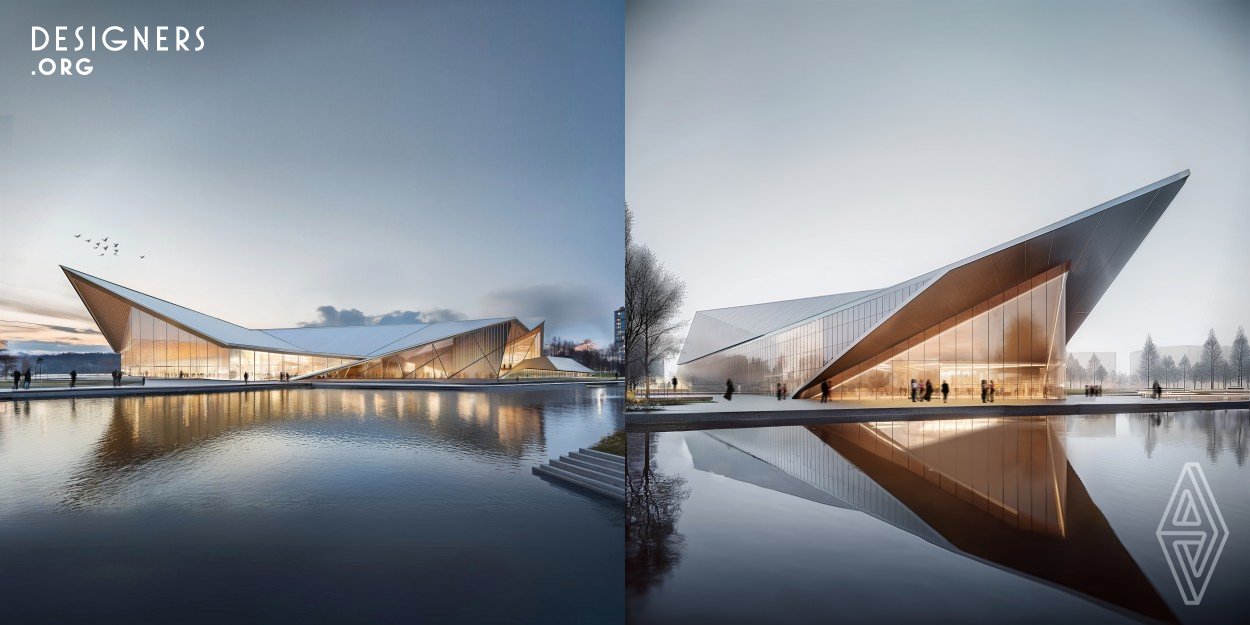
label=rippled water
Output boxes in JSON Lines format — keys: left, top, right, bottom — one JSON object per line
{"left": 627, "top": 409, "right": 1249, "bottom": 625}
{"left": 0, "top": 386, "right": 623, "bottom": 623}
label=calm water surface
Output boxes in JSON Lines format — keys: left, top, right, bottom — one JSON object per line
{"left": 1, "top": 386, "right": 623, "bottom": 623}
{"left": 627, "top": 409, "right": 1249, "bottom": 625}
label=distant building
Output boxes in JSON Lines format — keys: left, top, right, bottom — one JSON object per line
{"left": 614, "top": 306, "right": 625, "bottom": 360}
{"left": 1068, "top": 351, "right": 1117, "bottom": 375}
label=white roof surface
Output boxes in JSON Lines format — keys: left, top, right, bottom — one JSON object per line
{"left": 512, "top": 356, "right": 594, "bottom": 374}
{"left": 63, "top": 266, "right": 519, "bottom": 358}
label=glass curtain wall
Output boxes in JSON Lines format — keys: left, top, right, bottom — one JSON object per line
{"left": 804, "top": 266, "right": 1067, "bottom": 400}
{"left": 120, "top": 308, "right": 350, "bottom": 380}
{"left": 679, "top": 280, "right": 930, "bottom": 394}
{"left": 319, "top": 320, "right": 523, "bottom": 380}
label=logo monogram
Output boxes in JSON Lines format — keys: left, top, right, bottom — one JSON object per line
{"left": 1156, "top": 462, "right": 1229, "bottom": 605}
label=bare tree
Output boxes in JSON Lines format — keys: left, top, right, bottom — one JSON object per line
{"left": 625, "top": 205, "right": 688, "bottom": 399}
{"left": 1161, "top": 355, "right": 1176, "bottom": 388}
{"left": 1230, "top": 326, "right": 1248, "bottom": 388}
{"left": 1139, "top": 334, "right": 1160, "bottom": 387}
{"left": 1094, "top": 363, "right": 1108, "bottom": 386}
{"left": 1066, "top": 354, "right": 1084, "bottom": 388}
{"left": 1196, "top": 328, "right": 1225, "bottom": 390}
{"left": 1178, "top": 354, "right": 1192, "bottom": 389}
{"left": 0, "top": 342, "right": 16, "bottom": 378}
{"left": 1086, "top": 354, "right": 1102, "bottom": 386}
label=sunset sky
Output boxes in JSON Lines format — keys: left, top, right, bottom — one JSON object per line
{"left": 0, "top": 0, "right": 624, "bottom": 354}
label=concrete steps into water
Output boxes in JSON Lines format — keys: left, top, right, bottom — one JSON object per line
{"left": 533, "top": 448, "right": 626, "bottom": 501}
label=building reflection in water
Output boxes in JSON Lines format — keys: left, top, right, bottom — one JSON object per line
{"left": 690, "top": 417, "right": 1179, "bottom": 624}
{"left": 58, "top": 390, "right": 546, "bottom": 509}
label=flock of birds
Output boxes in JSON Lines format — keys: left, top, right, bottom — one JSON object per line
{"left": 73, "top": 234, "right": 146, "bottom": 259}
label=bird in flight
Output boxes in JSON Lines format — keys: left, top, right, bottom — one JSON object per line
{"left": 102, "top": 237, "right": 109, "bottom": 242}
{"left": 85, "top": 238, "right": 91, "bottom": 243}
{"left": 98, "top": 253, "right": 104, "bottom": 257}
{"left": 140, "top": 255, "right": 146, "bottom": 259}
{"left": 74, "top": 234, "right": 81, "bottom": 238}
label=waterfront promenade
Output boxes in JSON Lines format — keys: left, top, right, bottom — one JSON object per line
{"left": 626, "top": 392, "right": 1249, "bottom": 432}
{"left": 0, "top": 377, "right": 621, "bottom": 401}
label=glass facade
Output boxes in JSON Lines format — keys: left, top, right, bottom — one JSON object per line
{"left": 120, "top": 308, "right": 352, "bottom": 380}
{"left": 680, "top": 266, "right": 1067, "bottom": 400}
{"left": 318, "top": 320, "right": 539, "bottom": 380}
{"left": 811, "top": 267, "right": 1066, "bottom": 400}
{"left": 679, "top": 279, "right": 931, "bottom": 395}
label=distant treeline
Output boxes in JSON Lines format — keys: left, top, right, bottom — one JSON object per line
{"left": 0, "top": 351, "right": 121, "bottom": 374}
{"left": 545, "top": 337, "right": 622, "bottom": 374}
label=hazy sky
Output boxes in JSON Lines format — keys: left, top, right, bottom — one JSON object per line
{"left": 627, "top": 0, "right": 1249, "bottom": 371}
{"left": 0, "top": 0, "right": 624, "bottom": 353}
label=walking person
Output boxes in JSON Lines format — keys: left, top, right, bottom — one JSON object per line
{"left": 941, "top": 380, "right": 949, "bottom": 403}
{"left": 989, "top": 380, "right": 996, "bottom": 402}
{"left": 724, "top": 379, "right": 734, "bottom": 402}
{"left": 12, "top": 369, "right": 20, "bottom": 390}
{"left": 820, "top": 380, "right": 829, "bottom": 403}
{"left": 244, "top": 372, "right": 249, "bottom": 384}
{"left": 1153, "top": 380, "right": 1162, "bottom": 400}
{"left": 910, "top": 379, "right": 918, "bottom": 402}
{"left": 923, "top": 379, "right": 933, "bottom": 402}
{"left": 981, "top": 379, "right": 988, "bottom": 403}
{"left": 23, "top": 368, "right": 32, "bottom": 389}
{"left": 671, "top": 376, "right": 677, "bottom": 392}
{"left": 776, "top": 383, "right": 783, "bottom": 401}
{"left": 70, "top": 369, "right": 77, "bottom": 388}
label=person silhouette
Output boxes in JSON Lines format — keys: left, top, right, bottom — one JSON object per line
{"left": 941, "top": 380, "right": 949, "bottom": 403}
{"left": 776, "top": 383, "right": 783, "bottom": 401}
{"left": 981, "top": 379, "right": 988, "bottom": 403}
{"left": 244, "top": 372, "right": 249, "bottom": 384}
{"left": 724, "top": 379, "right": 734, "bottom": 401}
{"left": 924, "top": 379, "right": 933, "bottom": 402}
{"left": 12, "top": 369, "right": 20, "bottom": 390}
{"left": 820, "top": 380, "right": 829, "bottom": 403}
{"left": 671, "top": 376, "right": 677, "bottom": 392}
{"left": 70, "top": 369, "right": 77, "bottom": 388}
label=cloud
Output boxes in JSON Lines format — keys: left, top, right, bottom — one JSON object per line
{"left": 0, "top": 297, "right": 94, "bottom": 324}
{"left": 299, "top": 305, "right": 466, "bottom": 327}
{"left": 43, "top": 325, "right": 101, "bottom": 335}
{"left": 0, "top": 320, "right": 105, "bottom": 348}
{"left": 480, "top": 284, "right": 612, "bottom": 341}
{"left": 375, "top": 308, "right": 465, "bottom": 324}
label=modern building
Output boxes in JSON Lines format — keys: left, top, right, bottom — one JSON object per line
{"left": 63, "top": 266, "right": 592, "bottom": 381}
{"left": 1067, "top": 351, "right": 1117, "bottom": 382}
{"left": 676, "top": 172, "right": 1189, "bottom": 400}
{"left": 614, "top": 306, "right": 626, "bottom": 361}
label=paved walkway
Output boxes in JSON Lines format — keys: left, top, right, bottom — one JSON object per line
{"left": 625, "top": 393, "right": 1249, "bottom": 432}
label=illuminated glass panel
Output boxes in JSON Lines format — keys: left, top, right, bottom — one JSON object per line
{"left": 808, "top": 267, "right": 1067, "bottom": 400}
